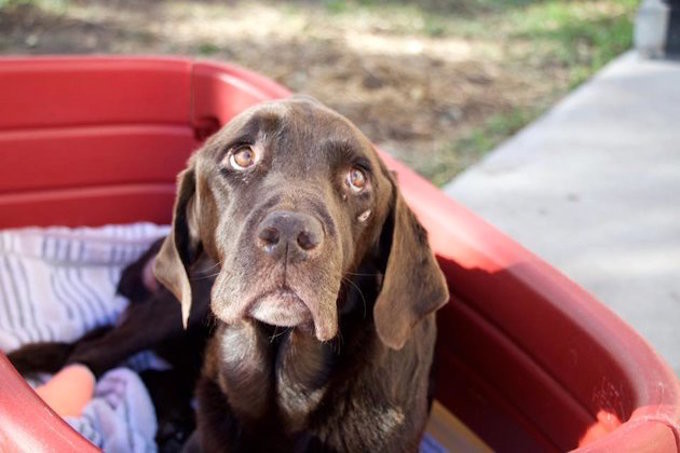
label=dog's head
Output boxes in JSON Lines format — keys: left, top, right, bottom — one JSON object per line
{"left": 154, "top": 97, "right": 448, "bottom": 350}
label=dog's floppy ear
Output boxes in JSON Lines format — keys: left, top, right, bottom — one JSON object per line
{"left": 374, "top": 182, "right": 449, "bottom": 350}
{"left": 153, "top": 166, "right": 201, "bottom": 328}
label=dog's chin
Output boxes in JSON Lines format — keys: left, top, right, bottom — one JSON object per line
{"left": 211, "top": 282, "right": 338, "bottom": 342}
{"left": 248, "top": 289, "right": 313, "bottom": 329}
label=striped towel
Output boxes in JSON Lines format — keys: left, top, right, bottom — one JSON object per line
{"left": 0, "top": 223, "right": 169, "bottom": 353}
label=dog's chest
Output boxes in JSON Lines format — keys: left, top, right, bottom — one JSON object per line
{"left": 214, "top": 321, "right": 333, "bottom": 431}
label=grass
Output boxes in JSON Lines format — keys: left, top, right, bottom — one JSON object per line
{"left": 424, "top": 0, "right": 636, "bottom": 183}
{"left": 0, "top": 0, "right": 64, "bottom": 9}
{"left": 422, "top": 107, "right": 540, "bottom": 186}
{"left": 198, "top": 42, "right": 220, "bottom": 56}
{"left": 507, "top": 1, "right": 637, "bottom": 87}
{"left": 327, "top": 1, "right": 636, "bottom": 86}
{"left": 0, "top": 0, "right": 68, "bottom": 16}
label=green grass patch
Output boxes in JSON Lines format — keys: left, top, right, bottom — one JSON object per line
{"left": 0, "top": 0, "right": 68, "bottom": 13}
{"left": 415, "top": 107, "right": 540, "bottom": 186}
{"left": 198, "top": 42, "right": 220, "bottom": 56}
{"left": 507, "top": 1, "right": 637, "bottom": 86}
{"left": 0, "top": 0, "right": 28, "bottom": 8}
{"left": 459, "top": 108, "right": 538, "bottom": 157}
{"left": 422, "top": 0, "right": 638, "bottom": 183}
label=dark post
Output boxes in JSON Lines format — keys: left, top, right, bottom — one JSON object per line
{"left": 666, "top": 0, "right": 680, "bottom": 55}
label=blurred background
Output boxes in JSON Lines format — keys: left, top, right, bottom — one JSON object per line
{"left": 0, "top": 0, "right": 637, "bottom": 185}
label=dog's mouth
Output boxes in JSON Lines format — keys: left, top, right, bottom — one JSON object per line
{"left": 211, "top": 265, "right": 340, "bottom": 342}
{"left": 247, "top": 288, "right": 313, "bottom": 329}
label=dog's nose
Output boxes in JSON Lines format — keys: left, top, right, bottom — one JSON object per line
{"left": 256, "top": 211, "right": 324, "bottom": 261}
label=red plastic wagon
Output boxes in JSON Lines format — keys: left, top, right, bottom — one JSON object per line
{"left": 0, "top": 57, "right": 678, "bottom": 452}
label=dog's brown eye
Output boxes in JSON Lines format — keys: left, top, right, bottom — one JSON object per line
{"left": 229, "top": 146, "right": 257, "bottom": 170}
{"left": 347, "top": 167, "right": 367, "bottom": 193}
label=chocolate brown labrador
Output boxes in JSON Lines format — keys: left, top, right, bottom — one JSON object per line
{"left": 10, "top": 97, "right": 449, "bottom": 452}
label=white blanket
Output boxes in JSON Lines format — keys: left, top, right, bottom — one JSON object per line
{"left": 0, "top": 223, "right": 168, "bottom": 351}
{"left": 0, "top": 223, "right": 169, "bottom": 452}
{"left": 67, "top": 368, "right": 158, "bottom": 453}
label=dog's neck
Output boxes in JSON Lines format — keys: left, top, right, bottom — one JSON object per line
{"left": 210, "top": 265, "right": 384, "bottom": 434}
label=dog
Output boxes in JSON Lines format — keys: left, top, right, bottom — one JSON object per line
{"left": 9, "top": 96, "right": 449, "bottom": 452}
{"left": 154, "top": 96, "right": 449, "bottom": 452}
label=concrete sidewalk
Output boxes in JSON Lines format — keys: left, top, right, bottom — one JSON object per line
{"left": 444, "top": 51, "right": 680, "bottom": 375}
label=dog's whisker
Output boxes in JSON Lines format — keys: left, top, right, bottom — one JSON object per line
{"left": 344, "top": 271, "right": 379, "bottom": 277}
{"left": 269, "top": 326, "right": 291, "bottom": 343}
{"left": 191, "top": 271, "right": 221, "bottom": 281}
{"left": 333, "top": 331, "right": 344, "bottom": 354}
{"left": 188, "top": 260, "right": 224, "bottom": 281}
{"left": 342, "top": 276, "right": 368, "bottom": 320}
{"left": 202, "top": 260, "right": 222, "bottom": 271}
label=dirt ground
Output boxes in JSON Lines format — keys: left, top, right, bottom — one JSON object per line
{"left": 0, "top": 0, "right": 635, "bottom": 184}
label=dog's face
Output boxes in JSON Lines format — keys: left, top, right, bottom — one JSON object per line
{"left": 154, "top": 97, "right": 448, "bottom": 349}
